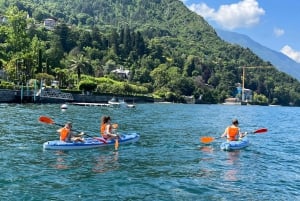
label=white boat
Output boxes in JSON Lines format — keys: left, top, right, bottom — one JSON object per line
{"left": 108, "top": 97, "right": 121, "bottom": 107}
{"left": 108, "top": 97, "right": 136, "bottom": 108}
{"left": 119, "top": 99, "right": 136, "bottom": 108}
{"left": 126, "top": 104, "right": 136, "bottom": 108}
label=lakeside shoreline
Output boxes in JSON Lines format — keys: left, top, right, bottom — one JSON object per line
{"left": 0, "top": 89, "right": 155, "bottom": 104}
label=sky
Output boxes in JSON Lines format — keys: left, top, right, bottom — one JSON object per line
{"left": 180, "top": 0, "right": 300, "bottom": 63}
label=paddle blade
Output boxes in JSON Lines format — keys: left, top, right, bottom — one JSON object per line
{"left": 39, "top": 116, "right": 54, "bottom": 124}
{"left": 112, "top": 124, "right": 118, "bottom": 129}
{"left": 200, "top": 136, "right": 215, "bottom": 144}
{"left": 254, "top": 128, "right": 268, "bottom": 134}
{"left": 115, "top": 139, "right": 119, "bottom": 151}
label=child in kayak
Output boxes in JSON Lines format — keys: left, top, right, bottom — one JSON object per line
{"left": 57, "top": 122, "right": 84, "bottom": 143}
{"left": 221, "top": 119, "right": 245, "bottom": 141}
{"left": 100, "top": 116, "right": 119, "bottom": 140}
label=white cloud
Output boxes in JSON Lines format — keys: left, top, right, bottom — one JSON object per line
{"left": 188, "top": 0, "right": 265, "bottom": 30}
{"left": 273, "top": 27, "right": 285, "bottom": 37}
{"left": 281, "top": 45, "right": 300, "bottom": 63}
{"left": 188, "top": 3, "right": 215, "bottom": 19}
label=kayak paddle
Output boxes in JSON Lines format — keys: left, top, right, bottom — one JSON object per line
{"left": 200, "top": 128, "right": 268, "bottom": 144}
{"left": 112, "top": 125, "right": 119, "bottom": 151}
{"left": 253, "top": 128, "right": 268, "bottom": 133}
{"left": 200, "top": 136, "right": 221, "bottom": 144}
{"left": 115, "top": 139, "right": 119, "bottom": 151}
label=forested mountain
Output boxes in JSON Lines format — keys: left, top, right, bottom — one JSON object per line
{"left": 216, "top": 29, "right": 300, "bottom": 81}
{"left": 1, "top": 0, "right": 300, "bottom": 105}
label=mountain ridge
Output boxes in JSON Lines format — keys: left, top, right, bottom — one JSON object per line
{"left": 215, "top": 29, "right": 300, "bottom": 81}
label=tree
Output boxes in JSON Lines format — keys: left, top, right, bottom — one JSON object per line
{"left": 78, "top": 80, "right": 97, "bottom": 92}
{"left": 69, "top": 54, "right": 86, "bottom": 83}
{"left": 5, "top": 6, "right": 29, "bottom": 55}
{"left": 54, "top": 23, "right": 76, "bottom": 52}
{"left": 150, "top": 64, "right": 170, "bottom": 89}
{"left": 45, "top": 34, "right": 64, "bottom": 70}
{"left": 54, "top": 68, "right": 68, "bottom": 88}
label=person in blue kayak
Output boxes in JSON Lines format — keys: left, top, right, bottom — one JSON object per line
{"left": 221, "top": 119, "right": 245, "bottom": 141}
{"left": 57, "top": 122, "right": 84, "bottom": 142}
{"left": 100, "top": 116, "right": 119, "bottom": 140}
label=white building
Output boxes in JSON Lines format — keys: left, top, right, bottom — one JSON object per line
{"left": 111, "top": 66, "right": 130, "bottom": 79}
{"left": 44, "top": 18, "right": 56, "bottom": 30}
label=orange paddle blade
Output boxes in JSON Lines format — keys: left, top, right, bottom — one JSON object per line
{"left": 200, "top": 136, "right": 215, "bottom": 143}
{"left": 254, "top": 128, "right": 268, "bottom": 134}
{"left": 39, "top": 116, "right": 54, "bottom": 124}
{"left": 112, "top": 124, "right": 118, "bottom": 129}
{"left": 115, "top": 139, "right": 119, "bottom": 151}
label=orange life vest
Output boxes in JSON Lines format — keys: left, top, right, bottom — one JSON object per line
{"left": 227, "top": 127, "right": 239, "bottom": 141}
{"left": 101, "top": 123, "right": 112, "bottom": 139}
{"left": 60, "top": 127, "right": 70, "bottom": 141}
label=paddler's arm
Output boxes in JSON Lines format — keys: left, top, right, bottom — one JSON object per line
{"left": 72, "top": 131, "right": 84, "bottom": 137}
{"left": 221, "top": 127, "right": 228, "bottom": 138}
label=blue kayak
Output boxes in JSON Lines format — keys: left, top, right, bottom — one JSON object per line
{"left": 220, "top": 137, "right": 250, "bottom": 151}
{"left": 43, "top": 133, "right": 140, "bottom": 150}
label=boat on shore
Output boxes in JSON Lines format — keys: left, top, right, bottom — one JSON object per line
{"left": 223, "top": 98, "right": 241, "bottom": 105}
{"left": 43, "top": 133, "right": 140, "bottom": 150}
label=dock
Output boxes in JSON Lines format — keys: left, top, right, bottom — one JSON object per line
{"left": 70, "top": 102, "right": 111, "bottom": 107}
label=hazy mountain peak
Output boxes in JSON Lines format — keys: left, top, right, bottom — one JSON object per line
{"left": 216, "top": 29, "right": 300, "bottom": 81}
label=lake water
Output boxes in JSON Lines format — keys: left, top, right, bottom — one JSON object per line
{"left": 0, "top": 103, "right": 299, "bottom": 201}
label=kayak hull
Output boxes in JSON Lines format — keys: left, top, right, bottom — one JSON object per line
{"left": 43, "top": 133, "right": 140, "bottom": 150}
{"left": 220, "top": 137, "right": 250, "bottom": 151}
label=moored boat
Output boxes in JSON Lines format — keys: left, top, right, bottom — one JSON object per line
{"left": 126, "top": 104, "right": 136, "bottom": 108}
{"left": 108, "top": 97, "right": 120, "bottom": 107}
{"left": 43, "top": 133, "right": 140, "bottom": 150}
{"left": 220, "top": 137, "right": 250, "bottom": 151}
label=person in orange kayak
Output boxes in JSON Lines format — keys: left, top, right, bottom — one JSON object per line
{"left": 221, "top": 119, "right": 245, "bottom": 141}
{"left": 57, "top": 122, "right": 84, "bottom": 142}
{"left": 100, "top": 116, "right": 119, "bottom": 140}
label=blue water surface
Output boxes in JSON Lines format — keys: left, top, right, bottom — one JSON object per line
{"left": 0, "top": 103, "right": 299, "bottom": 201}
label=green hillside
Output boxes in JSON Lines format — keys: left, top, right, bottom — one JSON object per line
{"left": 0, "top": 0, "right": 300, "bottom": 105}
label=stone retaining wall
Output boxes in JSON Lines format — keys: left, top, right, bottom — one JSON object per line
{"left": 72, "top": 94, "right": 109, "bottom": 103}
{"left": 0, "top": 89, "right": 17, "bottom": 103}
{"left": 0, "top": 89, "right": 154, "bottom": 103}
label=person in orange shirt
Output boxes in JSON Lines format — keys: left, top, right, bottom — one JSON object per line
{"left": 57, "top": 122, "right": 84, "bottom": 142}
{"left": 100, "top": 116, "right": 119, "bottom": 140}
{"left": 221, "top": 119, "right": 245, "bottom": 141}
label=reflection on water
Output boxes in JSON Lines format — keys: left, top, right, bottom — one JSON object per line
{"left": 199, "top": 145, "right": 214, "bottom": 153}
{"left": 223, "top": 151, "right": 241, "bottom": 181}
{"left": 225, "top": 150, "right": 240, "bottom": 165}
{"left": 198, "top": 145, "right": 214, "bottom": 162}
{"left": 49, "top": 150, "right": 120, "bottom": 173}
{"left": 224, "top": 169, "right": 238, "bottom": 181}
{"left": 92, "top": 151, "right": 119, "bottom": 173}
{"left": 197, "top": 145, "right": 215, "bottom": 177}
{"left": 51, "top": 151, "right": 69, "bottom": 170}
